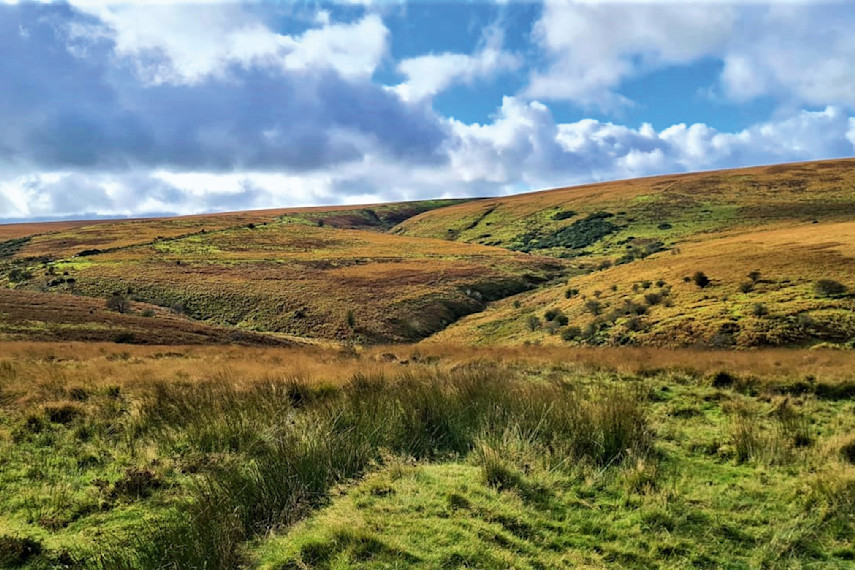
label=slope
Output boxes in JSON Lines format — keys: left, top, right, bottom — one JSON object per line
{"left": 3, "top": 217, "right": 561, "bottom": 344}
{"left": 407, "top": 158, "right": 855, "bottom": 348}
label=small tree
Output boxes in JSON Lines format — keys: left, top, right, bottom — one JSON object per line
{"left": 814, "top": 279, "right": 847, "bottom": 298}
{"left": 526, "top": 315, "right": 541, "bottom": 331}
{"left": 106, "top": 293, "right": 131, "bottom": 314}
{"left": 748, "top": 270, "right": 761, "bottom": 283}
{"left": 751, "top": 303, "right": 769, "bottom": 317}
{"left": 692, "top": 271, "right": 710, "bottom": 288}
{"left": 584, "top": 299, "right": 602, "bottom": 315}
{"left": 345, "top": 309, "right": 356, "bottom": 329}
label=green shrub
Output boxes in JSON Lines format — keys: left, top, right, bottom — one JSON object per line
{"left": 106, "top": 293, "right": 131, "bottom": 314}
{"left": 692, "top": 272, "right": 710, "bottom": 288}
{"left": 751, "top": 303, "right": 769, "bottom": 317}
{"left": 565, "top": 287, "right": 579, "bottom": 299}
{"left": 526, "top": 315, "right": 540, "bottom": 331}
{"left": 739, "top": 281, "right": 754, "bottom": 293}
{"left": 561, "top": 326, "right": 581, "bottom": 341}
{"left": 0, "top": 535, "right": 42, "bottom": 567}
{"left": 585, "top": 300, "right": 602, "bottom": 315}
{"left": 814, "top": 279, "right": 847, "bottom": 298}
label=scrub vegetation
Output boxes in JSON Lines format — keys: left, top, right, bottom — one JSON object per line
{"left": 1, "top": 344, "right": 854, "bottom": 568}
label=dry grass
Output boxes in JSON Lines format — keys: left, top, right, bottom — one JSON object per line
{"left": 396, "top": 158, "right": 855, "bottom": 248}
{"left": 430, "top": 219, "right": 855, "bottom": 347}
{"left": 14, "top": 223, "right": 560, "bottom": 343}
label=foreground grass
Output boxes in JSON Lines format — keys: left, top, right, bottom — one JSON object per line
{"left": 1, "top": 344, "right": 854, "bottom": 568}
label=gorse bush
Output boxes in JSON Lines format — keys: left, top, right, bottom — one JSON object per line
{"left": 814, "top": 279, "right": 847, "bottom": 298}
{"left": 95, "top": 368, "right": 650, "bottom": 569}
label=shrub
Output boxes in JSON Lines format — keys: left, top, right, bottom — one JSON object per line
{"left": 585, "top": 300, "right": 602, "bottom": 315}
{"left": 346, "top": 310, "right": 356, "bottom": 329}
{"left": 841, "top": 439, "right": 855, "bottom": 465}
{"left": 141, "top": 309, "right": 156, "bottom": 318}
{"left": 739, "top": 281, "right": 755, "bottom": 293}
{"left": 751, "top": 303, "right": 769, "bottom": 317}
{"left": 692, "top": 272, "right": 710, "bottom": 288}
{"left": 565, "top": 287, "right": 579, "bottom": 299}
{"left": 554, "top": 314, "right": 569, "bottom": 326}
{"left": 7, "top": 268, "right": 32, "bottom": 283}
{"left": 748, "top": 270, "right": 761, "bottom": 283}
{"left": 526, "top": 315, "right": 541, "bottom": 331}
{"left": 643, "top": 292, "right": 662, "bottom": 306}
{"left": 544, "top": 308, "right": 562, "bottom": 321}
{"left": 0, "top": 535, "right": 42, "bottom": 567}
{"left": 106, "top": 293, "right": 131, "bottom": 314}
{"left": 814, "top": 279, "right": 847, "bottom": 298}
{"left": 561, "top": 326, "right": 581, "bottom": 341}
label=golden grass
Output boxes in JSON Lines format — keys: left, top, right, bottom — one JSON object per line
{"left": 3, "top": 342, "right": 855, "bottom": 391}
{"left": 429, "top": 218, "right": 855, "bottom": 347}
{"left": 396, "top": 158, "right": 855, "bottom": 247}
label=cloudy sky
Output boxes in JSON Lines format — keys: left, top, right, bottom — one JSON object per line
{"left": 2, "top": 0, "right": 854, "bottom": 221}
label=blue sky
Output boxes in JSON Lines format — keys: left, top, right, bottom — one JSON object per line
{"left": 1, "top": 0, "right": 854, "bottom": 221}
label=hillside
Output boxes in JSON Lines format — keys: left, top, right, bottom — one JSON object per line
{"left": 3, "top": 159, "right": 855, "bottom": 348}
{"left": 400, "top": 159, "right": 855, "bottom": 348}
{"left": 1, "top": 200, "right": 560, "bottom": 344}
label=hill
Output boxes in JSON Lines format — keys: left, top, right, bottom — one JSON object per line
{"left": 1, "top": 199, "right": 560, "bottom": 344}
{"left": 398, "top": 159, "right": 855, "bottom": 348}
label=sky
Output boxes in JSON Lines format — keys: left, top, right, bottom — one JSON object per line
{"left": 2, "top": 0, "right": 855, "bottom": 221}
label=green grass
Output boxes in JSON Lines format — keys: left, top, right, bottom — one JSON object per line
{"left": 2, "top": 351, "right": 855, "bottom": 568}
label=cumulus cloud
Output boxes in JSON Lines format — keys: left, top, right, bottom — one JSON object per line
{"left": 395, "top": 25, "right": 520, "bottom": 102}
{"left": 525, "top": 2, "right": 734, "bottom": 108}
{"left": 2, "top": 1, "right": 855, "bottom": 221}
{"left": 0, "top": 3, "right": 446, "bottom": 175}
{"left": 525, "top": 2, "right": 855, "bottom": 110}
{"left": 448, "top": 98, "right": 855, "bottom": 191}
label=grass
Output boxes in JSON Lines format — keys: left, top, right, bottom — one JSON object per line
{"left": 1, "top": 343, "right": 855, "bottom": 568}
{"left": 430, "top": 219, "right": 855, "bottom": 347}
{"left": 5, "top": 221, "right": 560, "bottom": 344}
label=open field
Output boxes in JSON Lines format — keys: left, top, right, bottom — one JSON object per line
{"left": 1, "top": 343, "right": 854, "bottom": 568}
{"left": 1, "top": 199, "right": 557, "bottom": 344}
{"left": 0, "top": 290, "right": 290, "bottom": 346}
{"left": 3, "top": 158, "right": 855, "bottom": 348}
{"left": 395, "top": 159, "right": 855, "bottom": 259}
{"left": 431, "top": 219, "right": 855, "bottom": 347}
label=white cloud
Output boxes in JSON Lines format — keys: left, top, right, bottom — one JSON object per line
{"left": 525, "top": 2, "right": 734, "bottom": 107}
{"left": 525, "top": 2, "right": 855, "bottom": 110}
{"left": 395, "top": 25, "right": 520, "bottom": 102}
{"left": 74, "top": 5, "right": 388, "bottom": 85}
{"left": 2, "top": 101, "right": 853, "bottom": 220}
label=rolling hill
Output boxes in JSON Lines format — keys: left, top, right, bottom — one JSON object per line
{"left": 397, "top": 159, "right": 855, "bottom": 348}
{"left": 1, "top": 199, "right": 560, "bottom": 344}
{"left": 2, "top": 158, "right": 855, "bottom": 347}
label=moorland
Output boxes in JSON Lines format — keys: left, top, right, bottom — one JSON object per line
{"left": 1, "top": 158, "right": 855, "bottom": 568}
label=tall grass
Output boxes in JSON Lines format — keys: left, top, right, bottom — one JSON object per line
{"left": 93, "top": 365, "right": 649, "bottom": 569}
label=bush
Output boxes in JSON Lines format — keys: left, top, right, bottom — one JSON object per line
{"left": 748, "top": 270, "right": 761, "bottom": 283}
{"left": 643, "top": 292, "right": 662, "bottom": 306}
{"left": 526, "top": 315, "right": 541, "bottom": 331}
{"left": 346, "top": 310, "right": 356, "bottom": 329}
{"left": 7, "top": 268, "right": 32, "bottom": 283}
{"left": 565, "top": 287, "right": 579, "bottom": 299}
{"left": 554, "top": 314, "right": 569, "bottom": 326}
{"left": 544, "top": 308, "right": 562, "bottom": 321}
{"left": 585, "top": 300, "right": 602, "bottom": 315}
{"left": 561, "top": 326, "right": 581, "bottom": 341}
{"left": 814, "top": 279, "right": 847, "bottom": 298}
{"left": 692, "top": 272, "right": 710, "bottom": 288}
{"left": 0, "top": 535, "right": 42, "bottom": 567}
{"left": 141, "top": 309, "right": 156, "bottom": 318}
{"left": 751, "top": 303, "right": 769, "bottom": 317}
{"left": 739, "top": 281, "right": 755, "bottom": 293}
{"left": 106, "top": 293, "right": 132, "bottom": 314}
